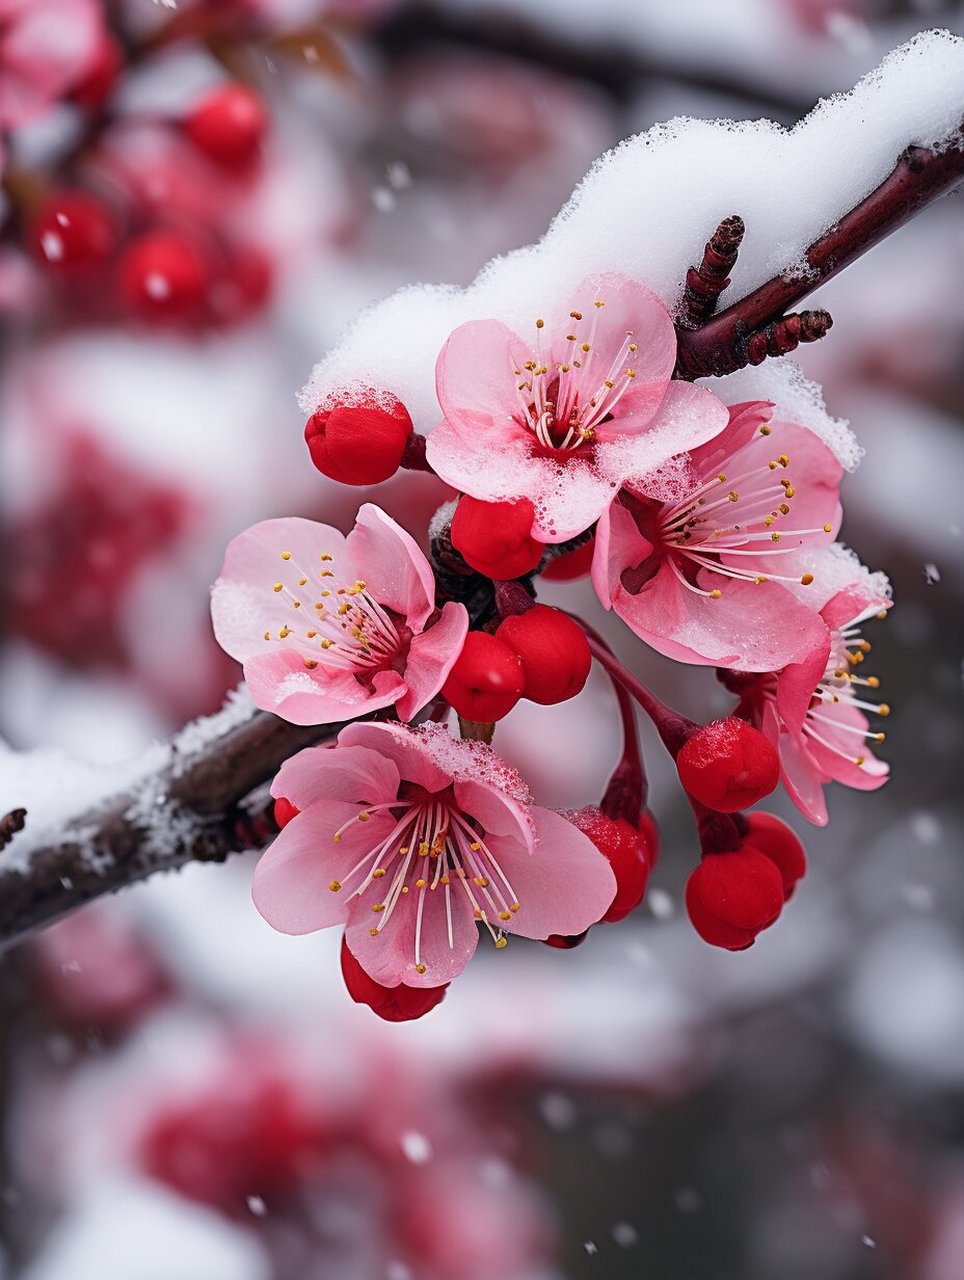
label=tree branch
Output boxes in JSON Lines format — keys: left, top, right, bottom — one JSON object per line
{"left": 0, "top": 705, "right": 350, "bottom": 953}
{"left": 674, "top": 133, "right": 964, "bottom": 379}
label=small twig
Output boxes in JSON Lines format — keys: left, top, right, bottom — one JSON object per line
{"left": 674, "top": 133, "right": 964, "bottom": 379}
{"left": 0, "top": 810, "right": 27, "bottom": 852}
{"left": 680, "top": 214, "right": 745, "bottom": 329}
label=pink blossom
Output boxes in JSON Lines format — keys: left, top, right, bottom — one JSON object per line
{"left": 592, "top": 400, "right": 840, "bottom": 671}
{"left": 735, "top": 572, "right": 891, "bottom": 825}
{"left": 0, "top": 0, "right": 104, "bottom": 128}
{"left": 211, "top": 505, "right": 468, "bottom": 725}
{"left": 254, "top": 721, "right": 617, "bottom": 988}
{"left": 426, "top": 273, "right": 729, "bottom": 543}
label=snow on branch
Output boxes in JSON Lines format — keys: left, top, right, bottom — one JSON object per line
{"left": 0, "top": 693, "right": 350, "bottom": 952}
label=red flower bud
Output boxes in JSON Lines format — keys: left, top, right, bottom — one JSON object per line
{"left": 184, "top": 84, "right": 268, "bottom": 169}
{"left": 743, "top": 812, "right": 807, "bottom": 900}
{"left": 638, "top": 809, "right": 661, "bottom": 868}
{"left": 676, "top": 716, "right": 779, "bottom": 812}
{"left": 441, "top": 631, "right": 525, "bottom": 722}
{"left": 340, "top": 938, "right": 447, "bottom": 1022}
{"left": 28, "top": 191, "right": 116, "bottom": 272}
{"left": 305, "top": 398, "right": 413, "bottom": 486}
{"left": 450, "top": 496, "right": 543, "bottom": 579}
{"left": 273, "top": 797, "right": 300, "bottom": 830}
{"left": 543, "top": 930, "right": 589, "bottom": 949}
{"left": 685, "top": 846, "right": 784, "bottom": 950}
{"left": 540, "top": 537, "right": 595, "bottom": 582}
{"left": 567, "top": 807, "right": 652, "bottom": 924}
{"left": 119, "top": 230, "right": 212, "bottom": 323}
{"left": 496, "top": 604, "right": 591, "bottom": 706}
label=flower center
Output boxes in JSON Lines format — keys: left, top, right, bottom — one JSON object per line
{"left": 653, "top": 423, "right": 833, "bottom": 599}
{"left": 511, "top": 301, "right": 639, "bottom": 452}
{"left": 328, "top": 795, "right": 522, "bottom": 975}
{"left": 265, "top": 547, "right": 405, "bottom": 676}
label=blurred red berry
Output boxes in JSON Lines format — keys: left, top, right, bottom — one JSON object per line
{"left": 451, "top": 496, "right": 543, "bottom": 580}
{"left": 119, "top": 230, "right": 212, "bottom": 322}
{"left": 184, "top": 83, "right": 267, "bottom": 169}
{"left": 441, "top": 631, "right": 525, "bottom": 722}
{"left": 744, "top": 812, "right": 807, "bottom": 899}
{"left": 340, "top": 938, "right": 448, "bottom": 1022}
{"left": 685, "top": 846, "right": 785, "bottom": 950}
{"left": 70, "top": 32, "right": 123, "bottom": 110}
{"left": 28, "top": 191, "right": 116, "bottom": 272}
{"left": 496, "top": 604, "right": 591, "bottom": 706}
{"left": 676, "top": 716, "right": 779, "bottom": 812}
{"left": 305, "top": 397, "right": 413, "bottom": 485}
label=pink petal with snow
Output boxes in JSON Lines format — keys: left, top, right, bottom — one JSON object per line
{"left": 337, "top": 721, "right": 454, "bottom": 793}
{"left": 243, "top": 649, "right": 405, "bottom": 725}
{"left": 762, "top": 702, "right": 829, "bottom": 827}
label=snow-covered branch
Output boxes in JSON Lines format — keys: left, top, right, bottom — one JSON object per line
{"left": 0, "top": 698, "right": 347, "bottom": 952}
{"left": 674, "top": 132, "right": 964, "bottom": 378}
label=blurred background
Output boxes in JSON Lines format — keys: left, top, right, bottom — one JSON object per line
{"left": 1, "top": 2, "right": 963, "bottom": 1277}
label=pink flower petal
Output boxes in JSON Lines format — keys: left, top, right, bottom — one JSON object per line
{"left": 688, "top": 400, "right": 774, "bottom": 474}
{"left": 762, "top": 701, "right": 829, "bottom": 826}
{"left": 337, "top": 721, "right": 453, "bottom": 793}
{"left": 345, "top": 504, "right": 435, "bottom": 630}
{"left": 453, "top": 778, "right": 535, "bottom": 854}
{"left": 775, "top": 632, "right": 833, "bottom": 733}
{"left": 394, "top": 602, "right": 469, "bottom": 723}
{"left": 343, "top": 876, "right": 479, "bottom": 988}
{"left": 243, "top": 649, "right": 404, "bottom": 724}
{"left": 803, "top": 701, "right": 889, "bottom": 792}
{"left": 252, "top": 802, "right": 396, "bottom": 934}
{"left": 425, "top": 409, "right": 547, "bottom": 508}
{"left": 601, "top": 381, "right": 730, "bottom": 488}
{"left": 211, "top": 517, "right": 348, "bottom": 662}
{"left": 495, "top": 807, "right": 616, "bottom": 939}
{"left": 271, "top": 744, "right": 401, "bottom": 811}
{"left": 435, "top": 318, "right": 532, "bottom": 428}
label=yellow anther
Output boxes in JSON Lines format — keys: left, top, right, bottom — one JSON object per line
{"left": 876, "top": 610, "right": 888, "bottom": 620}
{"left": 358, "top": 811, "right": 371, "bottom": 822}
{"left": 855, "top": 756, "right": 865, "bottom": 767}
{"left": 328, "top": 880, "right": 342, "bottom": 892}
{"left": 321, "top": 640, "right": 333, "bottom": 649}
{"left": 768, "top": 460, "right": 778, "bottom": 470}
{"left": 759, "top": 424, "right": 772, "bottom": 436}
{"left": 535, "top": 318, "right": 545, "bottom": 328}
{"left": 304, "top": 659, "right": 318, "bottom": 670}
{"left": 823, "top": 524, "right": 832, "bottom": 533}
{"left": 874, "top": 732, "right": 886, "bottom": 742}
{"left": 469, "top": 842, "right": 481, "bottom": 852}
{"left": 273, "top": 583, "right": 284, "bottom": 593}
{"left": 418, "top": 842, "right": 430, "bottom": 857}
{"left": 629, "top": 342, "right": 638, "bottom": 352}
{"left": 626, "top": 369, "right": 637, "bottom": 378}
{"left": 371, "top": 903, "right": 385, "bottom": 913}
{"left": 440, "top": 875, "right": 450, "bottom": 885}
{"left": 298, "top": 576, "right": 308, "bottom": 587}
{"left": 763, "top": 516, "right": 774, "bottom": 527}
{"left": 281, "top": 551, "right": 291, "bottom": 560}
{"left": 307, "top": 630, "right": 317, "bottom": 639}
{"left": 771, "top": 532, "right": 781, "bottom": 542}
{"left": 415, "top": 963, "right": 427, "bottom": 974}
{"left": 866, "top": 676, "right": 880, "bottom": 688}
{"left": 495, "top": 937, "right": 509, "bottom": 949}
{"left": 801, "top": 573, "right": 814, "bottom": 586}
{"left": 594, "top": 299, "right": 605, "bottom": 308}
{"left": 510, "top": 903, "right": 520, "bottom": 913}
{"left": 338, "top": 603, "right": 350, "bottom": 615}
{"left": 292, "top": 600, "right": 302, "bottom": 608}
{"left": 582, "top": 342, "right": 592, "bottom": 352}
{"left": 754, "top": 576, "right": 767, "bottom": 585}
{"left": 498, "top": 911, "right": 512, "bottom": 921}
{"left": 373, "top": 868, "right": 386, "bottom": 878}
{"left": 320, "top": 553, "right": 333, "bottom": 562}
{"left": 717, "top": 472, "right": 727, "bottom": 482}
{"left": 473, "top": 876, "right": 489, "bottom": 887}
{"left": 333, "top": 833, "right": 341, "bottom": 843}
{"left": 779, "top": 503, "right": 791, "bottom": 515}
{"left": 878, "top": 704, "right": 891, "bottom": 717}
{"left": 263, "top": 631, "right": 271, "bottom": 641}
{"left": 560, "top": 363, "right": 571, "bottom": 373}
{"left": 709, "top": 589, "right": 723, "bottom": 599}
{"left": 416, "top": 878, "right": 427, "bottom": 889}
{"left": 728, "top": 491, "right": 739, "bottom": 503}
{"left": 279, "top": 627, "right": 290, "bottom": 639}
{"left": 778, "top": 454, "right": 789, "bottom": 467}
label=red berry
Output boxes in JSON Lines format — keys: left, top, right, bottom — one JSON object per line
{"left": 543, "top": 930, "right": 589, "bottom": 949}
{"left": 273, "top": 797, "right": 300, "bottom": 830}
{"left": 567, "top": 807, "right": 651, "bottom": 924}
{"left": 119, "top": 230, "right": 211, "bottom": 323}
{"left": 184, "top": 84, "right": 267, "bottom": 169}
{"left": 743, "top": 812, "right": 807, "bottom": 899}
{"left": 70, "top": 33, "right": 123, "bottom": 110}
{"left": 638, "top": 809, "right": 661, "bottom": 868}
{"left": 496, "top": 604, "right": 591, "bottom": 706}
{"left": 685, "top": 846, "right": 784, "bottom": 950}
{"left": 441, "top": 631, "right": 525, "bottom": 722}
{"left": 305, "top": 398, "right": 412, "bottom": 486}
{"left": 450, "top": 496, "right": 543, "bottom": 579}
{"left": 340, "top": 938, "right": 447, "bottom": 1023}
{"left": 28, "top": 191, "right": 116, "bottom": 272}
{"left": 676, "top": 716, "right": 779, "bottom": 812}
{"left": 540, "top": 537, "right": 595, "bottom": 581}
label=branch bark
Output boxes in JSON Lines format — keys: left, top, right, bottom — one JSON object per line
{"left": 0, "top": 707, "right": 349, "bottom": 953}
{"left": 674, "top": 134, "right": 964, "bottom": 379}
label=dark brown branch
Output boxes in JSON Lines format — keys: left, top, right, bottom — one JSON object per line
{"left": 674, "top": 133, "right": 964, "bottom": 379}
{"left": 0, "top": 707, "right": 349, "bottom": 953}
